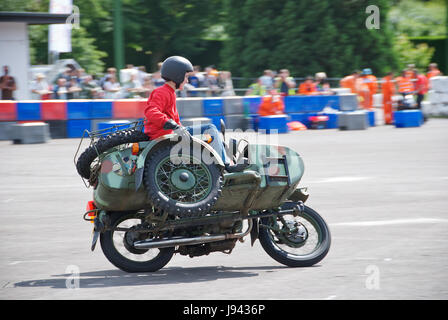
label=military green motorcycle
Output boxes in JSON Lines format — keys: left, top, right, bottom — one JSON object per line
{"left": 75, "top": 121, "right": 331, "bottom": 273}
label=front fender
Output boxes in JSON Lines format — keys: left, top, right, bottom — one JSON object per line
{"left": 134, "top": 134, "right": 225, "bottom": 190}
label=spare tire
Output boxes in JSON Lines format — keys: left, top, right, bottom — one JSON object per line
{"left": 76, "top": 129, "right": 150, "bottom": 179}
{"left": 143, "top": 144, "right": 223, "bottom": 217}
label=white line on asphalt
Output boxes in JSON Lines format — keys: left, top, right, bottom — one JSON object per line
{"left": 8, "top": 260, "right": 48, "bottom": 265}
{"left": 312, "top": 177, "right": 372, "bottom": 183}
{"left": 330, "top": 218, "right": 448, "bottom": 227}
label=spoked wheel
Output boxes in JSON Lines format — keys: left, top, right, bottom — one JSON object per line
{"left": 100, "top": 211, "right": 174, "bottom": 273}
{"left": 258, "top": 205, "right": 331, "bottom": 267}
{"left": 144, "top": 146, "right": 223, "bottom": 217}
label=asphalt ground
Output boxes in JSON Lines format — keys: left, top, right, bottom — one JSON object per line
{"left": 0, "top": 118, "right": 447, "bottom": 300}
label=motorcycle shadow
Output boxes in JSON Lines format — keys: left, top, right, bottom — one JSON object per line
{"left": 13, "top": 265, "right": 288, "bottom": 290}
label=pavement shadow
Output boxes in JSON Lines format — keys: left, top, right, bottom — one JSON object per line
{"left": 13, "top": 265, "right": 287, "bottom": 290}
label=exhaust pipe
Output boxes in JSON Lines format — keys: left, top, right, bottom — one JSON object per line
{"left": 134, "top": 220, "right": 253, "bottom": 250}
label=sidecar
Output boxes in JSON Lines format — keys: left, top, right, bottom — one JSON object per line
{"left": 84, "top": 129, "right": 306, "bottom": 215}
{"left": 76, "top": 121, "right": 330, "bottom": 273}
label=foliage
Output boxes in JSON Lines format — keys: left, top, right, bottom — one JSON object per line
{"left": 393, "top": 34, "right": 435, "bottom": 72}
{"left": 222, "top": 0, "right": 399, "bottom": 79}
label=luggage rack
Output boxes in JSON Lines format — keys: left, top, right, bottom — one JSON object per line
{"left": 74, "top": 119, "right": 146, "bottom": 183}
{"left": 263, "top": 155, "right": 291, "bottom": 186}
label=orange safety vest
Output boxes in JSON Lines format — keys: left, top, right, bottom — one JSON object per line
{"left": 427, "top": 70, "right": 441, "bottom": 79}
{"left": 340, "top": 75, "right": 357, "bottom": 94}
{"left": 258, "top": 95, "right": 285, "bottom": 116}
{"left": 397, "top": 77, "right": 414, "bottom": 94}
{"left": 298, "top": 82, "right": 317, "bottom": 95}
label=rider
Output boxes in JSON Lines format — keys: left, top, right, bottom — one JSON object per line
{"left": 144, "top": 56, "right": 248, "bottom": 172}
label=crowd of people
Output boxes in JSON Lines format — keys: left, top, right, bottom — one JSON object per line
{"left": 25, "top": 63, "right": 236, "bottom": 101}
{"left": 339, "top": 63, "right": 442, "bottom": 123}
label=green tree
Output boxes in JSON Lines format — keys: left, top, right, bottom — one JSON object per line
{"left": 222, "top": 0, "right": 399, "bottom": 79}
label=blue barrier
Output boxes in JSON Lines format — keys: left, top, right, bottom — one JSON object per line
{"left": 394, "top": 110, "right": 422, "bottom": 128}
{"left": 67, "top": 119, "right": 92, "bottom": 138}
{"left": 319, "top": 95, "right": 340, "bottom": 110}
{"left": 207, "top": 115, "right": 225, "bottom": 129}
{"left": 90, "top": 100, "right": 113, "bottom": 119}
{"left": 67, "top": 100, "right": 91, "bottom": 120}
{"left": 243, "top": 96, "right": 262, "bottom": 114}
{"left": 202, "top": 98, "right": 223, "bottom": 116}
{"left": 17, "top": 101, "right": 41, "bottom": 121}
{"left": 325, "top": 113, "right": 339, "bottom": 129}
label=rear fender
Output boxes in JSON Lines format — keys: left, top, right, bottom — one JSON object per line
{"left": 134, "top": 134, "right": 225, "bottom": 190}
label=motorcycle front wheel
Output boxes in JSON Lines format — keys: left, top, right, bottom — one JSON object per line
{"left": 100, "top": 211, "right": 174, "bottom": 273}
{"left": 258, "top": 205, "right": 331, "bottom": 267}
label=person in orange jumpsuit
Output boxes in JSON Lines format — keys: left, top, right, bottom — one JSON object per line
{"left": 339, "top": 70, "right": 360, "bottom": 94}
{"left": 359, "top": 68, "right": 378, "bottom": 109}
{"left": 297, "top": 76, "right": 318, "bottom": 95}
{"left": 427, "top": 63, "right": 441, "bottom": 79}
{"left": 258, "top": 89, "right": 285, "bottom": 116}
{"left": 381, "top": 72, "right": 396, "bottom": 125}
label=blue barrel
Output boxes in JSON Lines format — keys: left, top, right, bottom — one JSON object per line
{"left": 366, "top": 110, "right": 375, "bottom": 126}
{"left": 97, "top": 120, "right": 131, "bottom": 134}
{"left": 259, "top": 115, "right": 289, "bottom": 134}
{"left": 394, "top": 110, "right": 422, "bottom": 128}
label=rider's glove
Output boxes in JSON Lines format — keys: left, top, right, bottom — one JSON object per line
{"left": 163, "top": 119, "right": 191, "bottom": 140}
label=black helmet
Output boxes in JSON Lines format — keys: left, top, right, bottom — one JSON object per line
{"left": 161, "top": 56, "right": 193, "bottom": 88}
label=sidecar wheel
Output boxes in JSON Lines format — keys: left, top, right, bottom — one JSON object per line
{"left": 144, "top": 145, "right": 223, "bottom": 217}
{"left": 258, "top": 205, "right": 331, "bottom": 267}
{"left": 100, "top": 211, "right": 174, "bottom": 273}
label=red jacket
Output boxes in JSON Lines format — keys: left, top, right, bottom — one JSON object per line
{"left": 144, "top": 84, "right": 181, "bottom": 139}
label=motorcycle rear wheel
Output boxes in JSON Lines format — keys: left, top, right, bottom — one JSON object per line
{"left": 258, "top": 205, "right": 331, "bottom": 267}
{"left": 100, "top": 211, "right": 174, "bottom": 273}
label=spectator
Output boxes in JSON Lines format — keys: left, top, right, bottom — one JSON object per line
{"left": 258, "top": 89, "right": 285, "bottom": 116}
{"left": 120, "top": 64, "right": 138, "bottom": 84}
{"left": 137, "top": 66, "right": 148, "bottom": 84}
{"left": 259, "top": 69, "right": 274, "bottom": 90}
{"left": 193, "top": 65, "right": 205, "bottom": 87}
{"left": 246, "top": 77, "right": 267, "bottom": 96}
{"left": 274, "top": 69, "right": 296, "bottom": 96}
{"left": 152, "top": 63, "right": 166, "bottom": 88}
{"left": 53, "top": 78, "right": 68, "bottom": 100}
{"left": 80, "top": 75, "right": 102, "bottom": 99}
{"left": 0, "top": 66, "right": 17, "bottom": 100}
{"left": 186, "top": 66, "right": 201, "bottom": 97}
{"left": 100, "top": 67, "right": 117, "bottom": 89}
{"left": 314, "top": 72, "right": 333, "bottom": 95}
{"left": 339, "top": 70, "right": 360, "bottom": 94}
{"left": 140, "top": 75, "right": 154, "bottom": 98}
{"left": 427, "top": 63, "right": 442, "bottom": 79}
{"left": 218, "top": 71, "right": 235, "bottom": 96}
{"left": 298, "top": 76, "right": 318, "bottom": 95}
{"left": 67, "top": 77, "right": 82, "bottom": 99}
{"left": 30, "top": 73, "right": 52, "bottom": 100}
{"left": 103, "top": 75, "right": 122, "bottom": 99}
{"left": 122, "top": 73, "right": 143, "bottom": 98}
{"left": 203, "top": 66, "right": 220, "bottom": 96}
